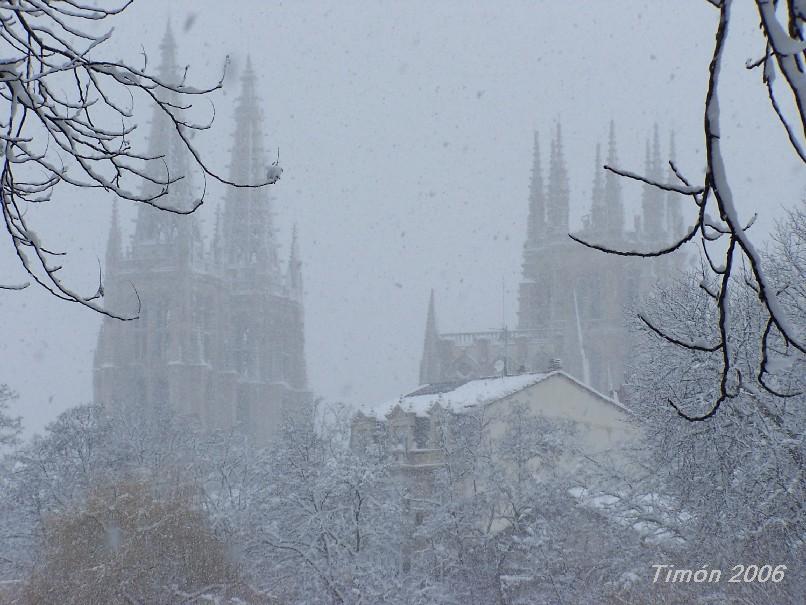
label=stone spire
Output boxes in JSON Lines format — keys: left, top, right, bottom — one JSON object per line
{"left": 652, "top": 123, "right": 662, "bottom": 173}
{"left": 603, "top": 120, "right": 624, "bottom": 237}
{"left": 158, "top": 22, "right": 177, "bottom": 78}
{"left": 130, "top": 23, "right": 200, "bottom": 264}
{"left": 546, "top": 122, "right": 570, "bottom": 236}
{"left": 94, "top": 44, "right": 311, "bottom": 445}
{"left": 419, "top": 290, "right": 442, "bottom": 385}
{"left": 641, "top": 124, "right": 664, "bottom": 238}
{"left": 525, "top": 131, "right": 546, "bottom": 245}
{"left": 105, "top": 200, "right": 122, "bottom": 271}
{"left": 666, "top": 131, "right": 684, "bottom": 240}
{"left": 220, "top": 56, "right": 280, "bottom": 277}
{"left": 589, "top": 143, "right": 606, "bottom": 232}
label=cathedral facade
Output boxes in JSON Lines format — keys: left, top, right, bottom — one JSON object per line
{"left": 419, "top": 123, "right": 685, "bottom": 397}
{"left": 94, "top": 30, "right": 309, "bottom": 443}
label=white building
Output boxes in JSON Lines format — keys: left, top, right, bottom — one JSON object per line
{"left": 351, "top": 370, "right": 640, "bottom": 589}
{"left": 352, "top": 370, "right": 635, "bottom": 465}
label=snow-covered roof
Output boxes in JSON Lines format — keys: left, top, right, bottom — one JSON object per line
{"left": 359, "top": 372, "right": 553, "bottom": 419}
{"left": 356, "top": 370, "right": 631, "bottom": 420}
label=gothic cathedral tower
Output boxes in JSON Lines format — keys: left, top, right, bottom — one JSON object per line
{"left": 94, "top": 28, "right": 309, "bottom": 443}
{"left": 419, "top": 122, "right": 685, "bottom": 398}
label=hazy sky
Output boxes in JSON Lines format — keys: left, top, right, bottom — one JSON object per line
{"left": 1, "top": 0, "right": 802, "bottom": 435}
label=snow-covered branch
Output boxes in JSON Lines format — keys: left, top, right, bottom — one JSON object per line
{"left": 0, "top": 1, "right": 280, "bottom": 319}
{"left": 577, "top": 0, "right": 806, "bottom": 420}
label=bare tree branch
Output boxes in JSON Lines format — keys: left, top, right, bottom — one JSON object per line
{"left": 575, "top": 0, "right": 806, "bottom": 420}
{"left": 0, "top": 1, "right": 281, "bottom": 319}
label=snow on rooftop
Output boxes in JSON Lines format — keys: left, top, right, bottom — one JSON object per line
{"left": 356, "top": 370, "right": 631, "bottom": 420}
{"left": 360, "top": 372, "right": 552, "bottom": 419}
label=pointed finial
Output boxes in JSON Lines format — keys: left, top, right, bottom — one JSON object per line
{"left": 532, "top": 130, "right": 541, "bottom": 168}
{"left": 156, "top": 22, "right": 179, "bottom": 83}
{"left": 241, "top": 54, "right": 256, "bottom": 85}
{"left": 651, "top": 123, "right": 662, "bottom": 174}
{"left": 593, "top": 142, "right": 604, "bottom": 193}
{"left": 604, "top": 121, "right": 624, "bottom": 236}
{"left": 527, "top": 129, "right": 546, "bottom": 242}
{"left": 589, "top": 142, "right": 605, "bottom": 230}
{"left": 235, "top": 54, "right": 259, "bottom": 108}
{"left": 532, "top": 130, "right": 542, "bottom": 172}
{"left": 607, "top": 120, "right": 618, "bottom": 162}
{"left": 161, "top": 22, "right": 176, "bottom": 52}
{"left": 669, "top": 129, "right": 676, "bottom": 163}
{"left": 555, "top": 120, "right": 563, "bottom": 152}
{"left": 105, "top": 199, "right": 122, "bottom": 268}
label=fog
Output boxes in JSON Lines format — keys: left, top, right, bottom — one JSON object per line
{"left": 2, "top": 0, "right": 799, "bottom": 434}
{"left": 2, "top": 2, "right": 805, "bottom": 603}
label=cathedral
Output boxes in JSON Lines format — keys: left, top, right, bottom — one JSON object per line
{"left": 419, "top": 123, "right": 685, "bottom": 397}
{"left": 94, "top": 29, "right": 309, "bottom": 443}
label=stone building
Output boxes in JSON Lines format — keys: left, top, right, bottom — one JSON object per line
{"left": 94, "top": 29, "right": 309, "bottom": 443}
{"left": 419, "top": 123, "right": 686, "bottom": 396}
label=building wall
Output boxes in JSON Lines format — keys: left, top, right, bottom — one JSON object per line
{"left": 354, "top": 373, "right": 636, "bottom": 468}
{"left": 352, "top": 373, "right": 639, "bottom": 545}
{"left": 484, "top": 373, "right": 635, "bottom": 456}
{"left": 94, "top": 256, "right": 309, "bottom": 444}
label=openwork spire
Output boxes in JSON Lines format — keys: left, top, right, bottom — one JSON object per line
{"left": 220, "top": 57, "right": 280, "bottom": 276}
{"left": 130, "top": 23, "right": 200, "bottom": 263}
{"left": 105, "top": 200, "right": 122, "bottom": 270}
{"left": 526, "top": 131, "right": 546, "bottom": 245}
{"left": 158, "top": 22, "right": 178, "bottom": 81}
{"left": 547, "top": 122, "right": 569, "bottom": 236}
{"left": 666, "top": 130, "right": 684, "bottom": 239}
{"left": 641, "top": 123, "right": 665, "bottom": 238}
{"left": 589, "top": 143, "right": 606, "bottom": 231}
{"left": 603, "top": 120, "right": 624, "bottom": 237}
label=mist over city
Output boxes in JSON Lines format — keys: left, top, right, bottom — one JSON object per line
{"left": 0, "top": 1, "right": 803, "bottom": 603}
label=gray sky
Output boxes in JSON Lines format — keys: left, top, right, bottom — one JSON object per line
{"left": 1, "top": 0, "right": 802, "bottom": 435}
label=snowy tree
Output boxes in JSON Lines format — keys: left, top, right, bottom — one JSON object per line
{"left": 0, "top": 383, "right": 21, "bottom": 448}
{"left": 21, "top": 477, "right": 266, "bottom": 605}
{"left": 406, "top": 402, "right": 657, "bottom": 605}
{"left": 574, "top": 0, "right": 806, "bottom": 420}
{"left": 0, "top": 1, "right": 278, "bottom": 317}
{"left": 0, "top": 401, "right": 278, "bottom": 601}
{"left": 622, "top": 202, "right": 806, "bottom": 602}
{"left": 0, "top": 403, "right": 197, "bottom": 580}
{"left": 244, "top": 404, "right": 411, "bottom": 604}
